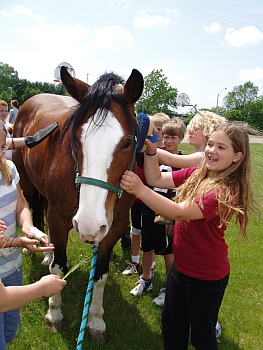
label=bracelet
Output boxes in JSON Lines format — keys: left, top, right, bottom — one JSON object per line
{"left": 12, "top": 136, "right": 15, "bottom": 150}
{"left": 9, "top": 237, "right": 18, "bottom": 252}
{"left": 145, "top": 152, "right": 156, "bottom": 156}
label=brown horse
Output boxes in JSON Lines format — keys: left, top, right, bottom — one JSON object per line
{"left": 12, "top": 67, "right": 143, "bottom": 341}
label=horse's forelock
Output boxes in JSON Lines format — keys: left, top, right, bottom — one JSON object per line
{"left": 60, "top": 72, "right": 134, "bottom": 159}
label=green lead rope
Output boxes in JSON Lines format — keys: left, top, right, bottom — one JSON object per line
{"left": 76, "top": 245, "right": 98, "bottom": 350}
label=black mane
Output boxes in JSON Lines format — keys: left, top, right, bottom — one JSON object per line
{"left": 60, "top": 72, "right": 134, "bottom": 158}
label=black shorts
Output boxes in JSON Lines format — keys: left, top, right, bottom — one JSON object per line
{"left": 130, "top": 200, "right": 142, "bottom": 235}
{"left": 141, "top": 213, "right": 173, "bottom": 256}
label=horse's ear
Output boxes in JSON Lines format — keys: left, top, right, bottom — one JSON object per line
{"left": 123, "top": 69, "right": 144, "bottom": 104}
{"left": 60, "top": 66, "right": 89, "bottom": 103}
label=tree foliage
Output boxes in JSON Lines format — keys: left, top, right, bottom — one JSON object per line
{"left": 0, "top": 62, "right": 65, "bottom": 105}
{"left": 223, "top": 81, "right": 258, "bottom": 110}
{"left": 136, "top": 69, "right": 177, "bottom": 117}
{"left": 245, "top": 96, "right": 263, "bottom": 130}
{"left": 221, "top": 81, "right": 263, "bottom": 129}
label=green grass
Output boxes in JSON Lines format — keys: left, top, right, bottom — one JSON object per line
{"left": 9, "top": 143, "right": 263, "bottom": 350}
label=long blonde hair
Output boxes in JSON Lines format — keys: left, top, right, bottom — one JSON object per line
{"left": 176, "top": 122, "right": 258, "bottom": 238}
{"left": 0, "top": 121, "right": 12, "bottom": 186}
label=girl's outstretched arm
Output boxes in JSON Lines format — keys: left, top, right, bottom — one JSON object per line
{"left": 120, "top": 170, "right": 203, "bottom": 222}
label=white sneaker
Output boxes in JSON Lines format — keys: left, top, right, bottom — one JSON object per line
{"left": 153, "top": 288, "right": 166, "bottom": 307}
{"left": 130, "top": 278, "right": 153, "bottom": 296}
{"left": 215, "top": 321, "right": 222, "bottom": 339}
{"left": 139, "top": 267, "right": 155, "bottom": 280}
{"left": 122, "top": 261, "right": 140, "bottom": 276}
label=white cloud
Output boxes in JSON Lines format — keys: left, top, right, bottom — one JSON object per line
{"left": 0, "top": 10, "right": 12, "bottom": 17}
{"left": 134, "top": 14, "right": 172, "bottom": 29}
{"left": 118, "top": 0, "right": 132, "bottom": 8}
{"left": 203, "top": 22, "right": 222, "bottom": 33}
{"left": 238, "top": 67, "right": 263, "bottom": 82}
{"left": 13, "top": 5, "right": 45, "bottom": 21}
{"left": 225, "top": 26, "right": 263, "bottom": 47}
{"left": 89, "top": 25, "right": 134, "bottom": 51}
{"left": 20, "top": 23, "right": 90, "bottom": 44}
{"left": 11, "top": 23, "right": 134, "bottom": 82}
{"left": 134, "top": 8, "right": 179, "bottom": 29}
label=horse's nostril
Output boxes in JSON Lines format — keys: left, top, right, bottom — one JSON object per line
{"left": 85, "top": 240, "right": 94, "bottom": 244}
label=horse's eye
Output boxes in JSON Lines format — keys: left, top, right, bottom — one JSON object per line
{"left": 122, "top": 139, "right": 133, "bottom": 150}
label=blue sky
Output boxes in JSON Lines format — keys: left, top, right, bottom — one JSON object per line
{"left": 0, "top": 0, "right": 262, "bottom": 109}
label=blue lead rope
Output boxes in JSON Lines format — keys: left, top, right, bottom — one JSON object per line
{"left": 76, "top": 244, "right": 98, "bottom": 350}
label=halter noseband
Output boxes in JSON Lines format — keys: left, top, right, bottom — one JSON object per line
{"left": 75, "top": 126, "right": 138, "bottom": 201}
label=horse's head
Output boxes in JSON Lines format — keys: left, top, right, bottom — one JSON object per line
{"left": 60, "top": 67, "right": 143, "bottom": 244}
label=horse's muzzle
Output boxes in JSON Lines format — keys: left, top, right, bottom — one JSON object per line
{"left": 73, "top": 221, "right": 108, "bottom": 244}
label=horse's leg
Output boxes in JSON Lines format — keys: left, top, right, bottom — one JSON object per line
{"left": 87, "top": 272, "right": 108, "bottom": 342}
{"left": 87, "top": 200, "right": 131, "bottom": 341}
{"left": 44, "top": 212, "right": 69, "bottom": 332}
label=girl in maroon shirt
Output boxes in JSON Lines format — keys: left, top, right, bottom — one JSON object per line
{"left": 120, "top": 122, "right": 258, "bottom": 350}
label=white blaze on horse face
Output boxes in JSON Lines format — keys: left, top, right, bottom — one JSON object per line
{"left": 73, "top": 110, "right": 124, "bottom": 244}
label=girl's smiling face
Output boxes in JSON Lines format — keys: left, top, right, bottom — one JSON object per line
{"left": 205, "top": 130, "right": 243, "bottom": 176}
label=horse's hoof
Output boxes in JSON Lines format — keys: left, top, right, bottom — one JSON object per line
{"left": 45, "top": 318, "right": 63, "bottom": 333}
{"left": 41, "top": 259, "right": 49, "bottom": 265}
{"left": 41, "top": 251, "right": 54, "bottom": 265}
{"left": 88, "top": 329, "right": 106, "bottom": 343}
{"left": 22, "top": 248, "right": 33, "bottom": 256}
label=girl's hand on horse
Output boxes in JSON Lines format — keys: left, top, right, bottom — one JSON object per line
{"left": 120, "top": 170, "right": 145, "bottom": 196}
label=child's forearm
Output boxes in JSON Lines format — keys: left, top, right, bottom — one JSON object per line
{"left": 0, "top": 235, "right": 19, "bottom": 248}
{"left": 0, "top": 275, "right": 66, "bottom": 312}
{"left": 6, "top": 137, "right": 26, "bottom": 150}
{"left": 0, "top": 281, "right": 43, "bottom": 312}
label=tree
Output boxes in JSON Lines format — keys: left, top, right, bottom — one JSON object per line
{"left": 223, "top": 81, "right": 258, "bottom": 110}
{"left": 0, "top": 62, "right": 66, "bottom": 105}
{"left": 223, "top": 109, "right": 243, "bottom": 122}
{"left": 137, "top": 69, "right": 177, "bottom": 117}
{"left": 0, "top": 62, "right": 19, "bottom": 101}
{"left": 245, "top": 96, "right": 263, "bottom": 130}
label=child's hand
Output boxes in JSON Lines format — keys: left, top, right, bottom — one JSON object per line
{"left": 145, "top": 127, "right": 158, "bottom": 154}
{"left": 28, "top": 227, "right": 51, "bottom": 246}
{"left": 166, "top": 224, "right": 174, "bottom": 237}
{"left": 19, "top": 236, "right": 54, "bottom": 252}
{"left": 0, "top": 220, "right": 7, "bottom": 234}
{"left": 39, "top": 275, "right": 67, "bottom": 297}
{"left": 120, "top": 170, "right": 144, "bottom": 196}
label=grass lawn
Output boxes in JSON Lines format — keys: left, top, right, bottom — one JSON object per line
{"left": 8, "top": 143, "right": 263, "bottom": 350}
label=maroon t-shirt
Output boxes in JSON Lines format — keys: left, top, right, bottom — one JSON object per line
{"left": 172, "top": 167, "right": 230, "bottom": 281}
